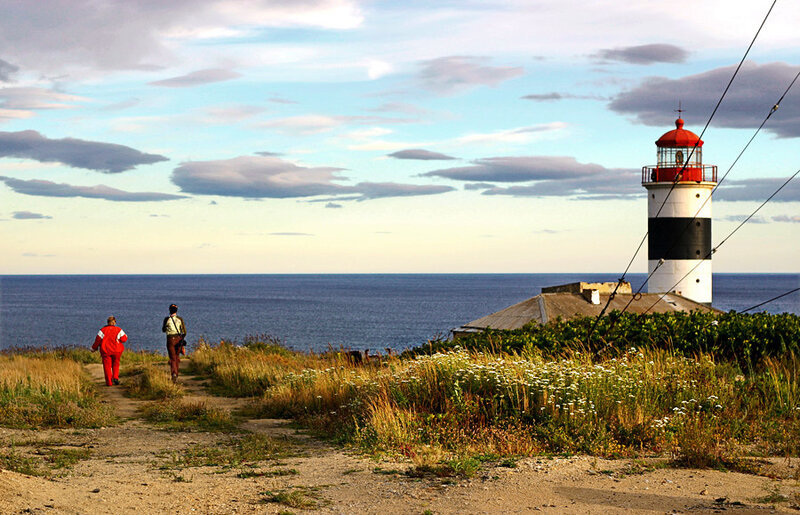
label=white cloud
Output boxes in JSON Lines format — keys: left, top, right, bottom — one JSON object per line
{"left": 365, "top": 59, "right": 393, "bottom": 80}
{"left": 450, "top": 123, "right": 568, "bottom": 146}
{"left": 149, "top": 68, "right": 242, "bottom": 88}
{"left": 417, "top": 56, "right": 524, "bottom": 95}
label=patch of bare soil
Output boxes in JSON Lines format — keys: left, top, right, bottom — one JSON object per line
{"left": 1, "top": 360, "right": 798, "bottom": 514}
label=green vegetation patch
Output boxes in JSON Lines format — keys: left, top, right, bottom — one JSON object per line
{"left": 0, "top": 445, "right": 92, "bottom": 477}
{"left": 161, "top": 433, "right": 293, "bottom": 471}
{"left": 0, "top": 355, "right": 114, "bottom": 429}
{"left": 262, "top": 486, "right": 323, "bottom": 510}
{"left": 126, "top": 364, "right": 184, "bottom": 400}
{"left": 419, "top": 311, "right": 800, "bottom": 370}
{"left": 140, "top": 399, "right": 236, "bottom": 431}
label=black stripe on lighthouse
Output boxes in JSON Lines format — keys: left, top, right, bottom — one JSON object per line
{"left": 648, "top": 218, "right": 711, "bottom": 260}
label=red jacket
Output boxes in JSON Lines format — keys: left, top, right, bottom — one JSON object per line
{"left": 92, "top": 325, "right": 127, "bottom": 355}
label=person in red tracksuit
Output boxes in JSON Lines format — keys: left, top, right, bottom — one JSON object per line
{"left": 92, "top": 316, "right": 128, "bottom": 386}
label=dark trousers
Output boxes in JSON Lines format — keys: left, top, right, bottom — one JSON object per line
{"left": 100, "top": 352, "right": 122, "bottom": 386}
{"left": 166, "top": 335, "right": 182, "bottom": 377}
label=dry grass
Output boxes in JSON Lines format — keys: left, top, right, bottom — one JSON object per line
{"left": 0, "top": 355, "right": 114, "bottom": 428}
{"left": 126, "top": 363, "right": 184, "bottom": 400}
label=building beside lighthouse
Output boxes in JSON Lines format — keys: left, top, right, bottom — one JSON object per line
{"left": 642, "top": 117, "right": 717, "bottom": 305}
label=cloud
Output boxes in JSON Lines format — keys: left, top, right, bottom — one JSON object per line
{"left": 773, "top": 215, "right": 800, "bottom": 223}
{"left": 480, "top": 171, "right": 642, "bottom": 199}
{"left": 0, "top": 1, "right": 363, "bottom": 74}
{"left": 715, "top": 177, "right": 800, "bottom": 202}
{"left": 172, "top": 155, "right": 351, "bottom": 198}
{"left": 521, "top": 92, "right": 608, "bottom": 102}
{"left": 0, "top": 130, "right": 168, "bottom": 173}
{"left": 450, "top": 123, "right": 568, "bottom": 146}
{"left": 259, "top": 114, "right": 417, "bottom": 134}
{"left": 417, "top": 56, "right": 524, "bottom": 95}
{"left": 423, "top": 154, "right": 643, "bottom": 199}
{"left": 609, "top": 62, "right": 800, "bottom": 137}
{"left": 368, "top": 102, "right": 430, "bottom": 115}
{"left": 325, "top": 202, "right": 343, "bottom": 208}
{"left": 0, "top": 176, "right": 188, "bottom": 201}
{"left": 0, "top": 59, "right": 18, "bottom": 81}
{"left": 255, "top": 151, "right": 283, "bottom": 157}
{"left": 268, "top": 96, "right": 298, "bottom": 104}
{"left": 387, "top": 149, "right": 456, "bottom": 161}
{"left": 0, "top": 86, "right": 86, "bottom": 110}
{"left": 203, "top": 104, "right": 266, "bottom": 123}
{"left": 350, "top": 182, "right": 454, "bottom": 201}
{"left": 719, "top": 214, "right": 768, "bottom": 224}
{"left": 12, "top": 210, "right": 51, "bottom": 219}
{"left": 270, "top": 232, "right": 313, "bottom": 236}
{"left": 99, "top": 97, "right": 141, "bottom": 111}
{"left": 463, "top": 182, "right": 496, "bottom": 190}
{"left": 592, "top": 44, "right": 689, "bottom": 65}
{"left": 521, "top": 93, "right": 564, "bottom": 101}
{"left": 149, "top": 68, "right": 242, "bottom": 87}
{"left": 422, "top": 156, "right": 604, "bottom": 182}
{"left": 172, "top": 155, "right": 456, "bottom": 201}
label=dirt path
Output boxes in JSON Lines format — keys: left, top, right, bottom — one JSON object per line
{"left": 1, "top": 361, "right": 798, "bottom": 514}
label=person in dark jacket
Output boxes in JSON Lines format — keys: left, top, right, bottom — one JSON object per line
{"left": 93, "top": 316, "right": 128, "bottom": 386}
{"left": 162, "top": 304, "right": 187, "bottom": 383}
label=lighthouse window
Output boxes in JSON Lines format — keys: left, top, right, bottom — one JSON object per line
{"left": 658, "top": 147, "right": 700, "bottom": 167}
{"left": 696, "top": 193, "right": 700, "bottom": 198}
{"left": 696, "top": 279, "right": 700, "bottom": 283}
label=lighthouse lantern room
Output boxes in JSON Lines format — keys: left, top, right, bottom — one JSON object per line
{"left": 642, "top": 116, "right": 718, "bottom": 305}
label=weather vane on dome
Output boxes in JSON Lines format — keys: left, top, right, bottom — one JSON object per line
{"left": 674, "top": 101, "right": 683, "bottom": 117}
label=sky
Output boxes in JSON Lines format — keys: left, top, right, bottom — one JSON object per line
{"left": 1, "top": 0, "right": 798, "bottom": 274}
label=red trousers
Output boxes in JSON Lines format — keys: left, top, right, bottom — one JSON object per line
{"left": 100, "top": 352, "right": 123, "bottom": 386}
{"left": 166, "top": 335, "right": 182, "bottom": 377}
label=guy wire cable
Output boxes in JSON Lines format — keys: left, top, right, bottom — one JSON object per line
{"left": 614, "top": 66, "right": 800, "bottom": 318}
{"left": 740, "top": 287, "right": 800, "bottom": 313}
{"left": 586, "top": 0, "right": 779, "bottom": 338}
{"left": 640, "top": 167, "right": 800, "bottom": 316}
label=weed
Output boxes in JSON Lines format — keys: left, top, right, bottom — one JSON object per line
{"left": 140, "top": 399, "right": 236, "bottom": 431}
{"left": 373, "top": 466, "right": 402, "bottom": 475}
{"left": 40, "top": 447, "right": 92, "bottom": 469}
{"left": 0, "top": 448, "right": 43, "bottom": 476}
{"left": 752, "top": 484, "right": 789, "bottom": 504}
{"left": 262, "top": 487, "right": 319, "bottom": 509}
{"left": 237, "top": 468, "right": 298, "bottom": 478}
{"left": 126, "top": 364, "right": 184, "bottom": 400}
{"left": 163, "top": 433, "right": 292, "bottom": 471}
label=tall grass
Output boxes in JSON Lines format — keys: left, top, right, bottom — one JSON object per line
{"left": 248, "top": 346, "right": 799, "bottom": 466}
{"left": 0, "top": 355, "right": 114, "bottom": 428}
{"left": 126, "top": 364, "right": 184, "bottom": 400}
{"left": 190, "top": 339, "right": 329, "bottom": 397}
{"left": 1, "top": 346, "right": 164, "bottom": 364}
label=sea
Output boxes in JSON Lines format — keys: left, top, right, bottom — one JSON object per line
{"left": 1, "top": 274, "right": 798, "bottom": 354}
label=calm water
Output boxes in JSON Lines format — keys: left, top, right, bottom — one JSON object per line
{"left": 1, "top": 274, "right": 798, "bottom": 353}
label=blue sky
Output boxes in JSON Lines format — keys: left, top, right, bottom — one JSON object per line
{"left": 1, "top": 0, "right": 798, "bottom": 274}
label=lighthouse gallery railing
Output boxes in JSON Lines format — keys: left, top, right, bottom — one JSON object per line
{"left": 641, "top": 165, "right": 718, "bottom": 184}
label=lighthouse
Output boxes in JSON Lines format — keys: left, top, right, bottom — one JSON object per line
{"left": 642, "top": 116, "right": 717, "bottom": 305}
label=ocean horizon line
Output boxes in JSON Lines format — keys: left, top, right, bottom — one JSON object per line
{"left": 2, "top": 272, "right": 797, "bottom": 277}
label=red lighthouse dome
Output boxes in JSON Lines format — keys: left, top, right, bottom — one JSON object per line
{"left": 656, "top": 118, "right": 703, "bottom": 148}
{"left": 642, "top": 117, "right": 716, "bottom": 184}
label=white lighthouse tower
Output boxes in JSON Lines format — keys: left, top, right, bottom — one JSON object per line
{"left": 642, "top": 116, "right": 717, "bottom": 305}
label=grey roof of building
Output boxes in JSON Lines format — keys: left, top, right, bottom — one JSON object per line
{"left": 455, "top": 292, "right": 722, "bottom": 333}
